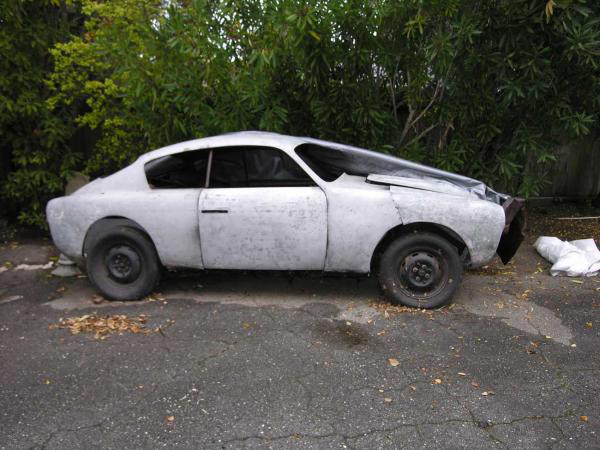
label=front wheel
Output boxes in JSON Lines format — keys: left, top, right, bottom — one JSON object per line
{"left": 86, "top": 226, "right": 161, "bottom": 301}
{"left": 378, "top": 232, "right": 463, "bottom": 309}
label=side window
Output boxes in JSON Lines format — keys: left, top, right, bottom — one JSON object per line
{"left": 145, "top": 150, "right": 209, "bottom": 189}
{"left": 209, "top": 148, "right": 247, "bottom": 188}
{"left": 208, "top": 146, "right": 314, "bottom": 188}
{"left": 245, "top": 148, "right": 314, "bottom": 187}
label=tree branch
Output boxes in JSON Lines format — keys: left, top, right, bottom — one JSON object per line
{"left": 404, "top": 123, "right": 437, "bottom": 148}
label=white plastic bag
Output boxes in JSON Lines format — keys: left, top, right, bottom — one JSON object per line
{"left": 534, "top": 236, "right": 600, "bottom": 277}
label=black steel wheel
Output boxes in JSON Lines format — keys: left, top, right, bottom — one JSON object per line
{"left": 85, "top": 225, "right": 161, "bottom": 301}
{"left": 378, "top": 232, "right": 462, "bottom": 308}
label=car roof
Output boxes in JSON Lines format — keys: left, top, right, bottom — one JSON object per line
{"left": 137, "top": 131, "right": 313, "bottom": 163}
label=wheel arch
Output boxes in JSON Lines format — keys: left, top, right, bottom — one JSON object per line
{"left": 82, "top": 216, "right": 158, "bottom": 261}
{"left": 370, "top": 222, "right": 470, "bottom": 274}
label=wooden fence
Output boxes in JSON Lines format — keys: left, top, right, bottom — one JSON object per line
{"left": 541, "top": 133, "right": 600, "bottom": 198}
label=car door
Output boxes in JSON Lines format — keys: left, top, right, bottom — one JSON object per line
{"left": 198, "top": 146, "right": 327, "bottom": 270}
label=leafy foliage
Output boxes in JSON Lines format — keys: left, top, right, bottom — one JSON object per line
{"left": 0, "top": 0, "right": 84, "bottom": 227}
{"left": 2, "top": 0, "right": 600, "bottom": 227}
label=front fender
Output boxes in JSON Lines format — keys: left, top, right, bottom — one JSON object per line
{"left": 389, "top": 187, "right": 505, "bottom": 267}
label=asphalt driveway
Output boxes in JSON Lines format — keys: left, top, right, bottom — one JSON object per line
{"left": 1, "top": 235, "right": 599, "bottom": 449}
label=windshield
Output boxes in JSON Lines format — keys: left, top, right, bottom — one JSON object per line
{"left": 294, "top": 141, "right": 504, "bottom": 203}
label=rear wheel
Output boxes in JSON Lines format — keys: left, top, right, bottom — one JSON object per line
{"left": 85, "top": 226, "right": 161, "bottom": 300}
{"left": 378, "top": 232, "right": 462, "bottom": 308}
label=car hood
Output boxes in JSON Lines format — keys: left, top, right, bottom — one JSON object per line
{"left": 366, "top": 174, "right": 478, "bottom": 199}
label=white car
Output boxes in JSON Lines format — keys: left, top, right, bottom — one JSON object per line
{"left": 47, "top": 132, "right": 525, "bottom": 308}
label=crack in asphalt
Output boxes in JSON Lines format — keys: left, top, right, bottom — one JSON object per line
{"left": 217, "top": 411, "right": 580, "bottom": 449}
{"left": 31, "top": 398, "right": 146, "bottom": 450}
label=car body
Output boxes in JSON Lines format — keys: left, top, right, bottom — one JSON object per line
{"left": 47, "top": 131, "right": 525, "bottom": 307}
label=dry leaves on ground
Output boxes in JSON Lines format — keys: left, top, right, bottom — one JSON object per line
{"left": 370, "top": 301, "right": 437, "bottom": 317}
{"left": 49, "top": 314, "right": 155, "bottom": 340}
{"left": 528, "top": 207, "right": 600, "bottom": 243}
{"left": 472, "top": 263, "right": 516, "bottom": 277}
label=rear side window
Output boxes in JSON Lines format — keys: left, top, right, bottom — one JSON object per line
{"left": 209, "top": 146, "right": 314, "bottom": 188}
{"left": 145, "top": 150, "right": 209, "bottom": 189}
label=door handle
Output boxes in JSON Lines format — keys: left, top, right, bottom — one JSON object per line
{"left": 201, "top": 209, "right": 229, "bottom": 214}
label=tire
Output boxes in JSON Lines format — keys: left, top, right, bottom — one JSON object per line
{"left": 85, "top": 225, "right": 161, "bottom": 301}
{"left": 378, "top": 232, "right": 463, "bottom": 309}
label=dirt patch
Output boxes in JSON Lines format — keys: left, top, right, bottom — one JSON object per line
{"left": 313, "top": 320, "right": 370, "bottom": 347}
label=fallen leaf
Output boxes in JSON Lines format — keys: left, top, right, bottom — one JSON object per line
{"left": 432, "top": 378, "right": 442, "bottom": 385}
{"left": 44, "top": 379, "right": 51, "bottom": 385}
{"left": 383, "top": 397, "right": 392, "bottom": 403}
{"left": 471, "top": 382, "right": 480, "bottom": 388}
{"left": 518, "top": 289, "right": 532, "bottom": 300}
{"left": 586, "top": 322, "right": 593, "bottom": 328}
{"left": 482, "top": 391, "right": 495, "bottom": 396}
{"left": 458, "top": 372, "right": 466, "bottom": 376}
{"left": 377, "top": 330, "right": 386, "bottom": 336}
{"left": 580, "top": 416, "right": 588, "bottom": 422}
{"left": 388, "top": 358, "right": 400, "bottom": 367}
{"left": 166, "top": 415, "right": 175, "bottom": 422}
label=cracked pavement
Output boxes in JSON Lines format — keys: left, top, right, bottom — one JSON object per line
{"left": 1, "top": 238, "right": 599, "bottom": 449}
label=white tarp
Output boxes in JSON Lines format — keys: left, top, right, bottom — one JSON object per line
{"left": 534, "top": 237, "right": 600, "bottom": 277}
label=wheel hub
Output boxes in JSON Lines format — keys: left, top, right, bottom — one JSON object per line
{"left": 400, "top": 252, "right": 442, "bottom": 294}
{"left": 105, "top": 245, "right": 141, "bottom": 283}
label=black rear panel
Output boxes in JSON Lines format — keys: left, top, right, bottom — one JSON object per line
{"left": 497, "top": 198, "right": 527, "bottom": 264}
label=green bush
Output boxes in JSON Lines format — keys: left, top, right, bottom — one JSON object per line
{"left": 0, "top": 0, "right": 82, "bottom": 228}
{"left": 2, "top": 0, "right": 599, "bottom": 227}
